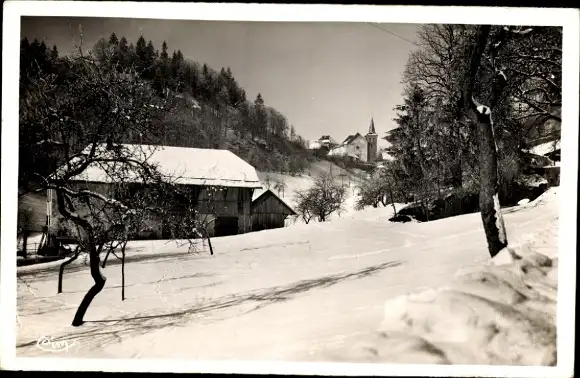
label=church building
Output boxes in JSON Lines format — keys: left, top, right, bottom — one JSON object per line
{"left": 328, "top": 118, "right": 379, "bottom": 163}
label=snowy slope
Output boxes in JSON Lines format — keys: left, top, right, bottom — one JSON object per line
{"left": 16, "top": 188, "right": 559, "bottom": 364}
{"left": 257, "top": 161, "right": 365, "bottom": 224}
{"left": 320, "top": 190, "right": 559, "bottom": 365}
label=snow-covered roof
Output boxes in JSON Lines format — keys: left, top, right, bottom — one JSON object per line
{"left": 62, "top": 144, "right": 262, "bottom": 188}
{"left": 319, "top": 135, "right": 338, "bottom": 144}
{"left": 342, "top": 133, "right": 366, "bottom": 145}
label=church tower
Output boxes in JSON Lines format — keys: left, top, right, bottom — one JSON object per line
{"left": 365, "top": 118, "right": 378, "bottom": 163}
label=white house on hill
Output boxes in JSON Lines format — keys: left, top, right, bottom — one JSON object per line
{"left": 328, "top": 118, "right": 379, "bottom": 163}
{"left": 329, "top": 132, "right": 369, "bottom": 160}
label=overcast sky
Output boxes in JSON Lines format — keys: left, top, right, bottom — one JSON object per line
{"left": 21, "top": 17, "right": 420, "bottom": 147}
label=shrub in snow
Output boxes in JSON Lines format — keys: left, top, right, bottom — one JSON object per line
{"left": 388, "top": 214, "right": 413, "bottom": 223}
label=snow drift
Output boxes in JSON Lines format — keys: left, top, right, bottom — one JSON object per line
{"left": 324, "top": 188, "right": 559, "bottom": 365}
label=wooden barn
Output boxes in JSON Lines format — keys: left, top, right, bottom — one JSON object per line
{"left": 48, "top": 144, "right": 262, "bottom": 239}
{"left": 251, "top": 188, "right": 297, "bottom": 231}
{"left": 18, "top": 191, "right": 49, "bottom": 233}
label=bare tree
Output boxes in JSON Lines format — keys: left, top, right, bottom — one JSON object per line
{"left": 20, "top": 40, "right": 204, "bottom": 325}
{"left": 294, "top": 173, "right": 347, "bottom": 223}
{"left": 457, "top": 25, "right": 538, "bottom": 257}
{"left": 273, "top": 179, "right": 286, "bottom": 198}
{"left": 404, "top": 24, "right": 562, "bottom": 192}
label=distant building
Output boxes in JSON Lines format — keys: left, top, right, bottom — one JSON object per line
{"left": 308, "top": 135, "right": 339, "bottom": 150}
{"left": 308, "top": 140, "right": 322, "bottom": 150}
{"left": 328, "top": 118, "right": 379, "bottom": 163}
{"left": 329, "top": 132, "right": 368, "bottom": 160}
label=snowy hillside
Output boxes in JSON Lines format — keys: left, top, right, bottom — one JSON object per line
{"left": 16, "top": 186, "right": 559, "bottom": 365}
{"left": 257, "top": 160, "right": 366, "bottom": 225}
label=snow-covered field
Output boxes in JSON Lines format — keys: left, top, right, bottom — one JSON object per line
{"left": 16, "top": 187, "right": 559, "bottom": 365}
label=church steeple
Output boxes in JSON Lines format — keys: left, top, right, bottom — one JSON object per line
{"left": 365, "top": 117, "right": 378, "bottom": 163}
{"left": 368, "top": 118, "right": 377, "bottom": 135}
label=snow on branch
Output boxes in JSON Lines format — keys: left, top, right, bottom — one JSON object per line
{"left": 46, "top": 184, "right": 129, "bottom": 210}
{"left": 498, "top": 70, "right": 507, "bottom": 82}
{"left": 31, "top": 139, "right": 65, "bottom": 147}
{"left": 503, "top": 26, "right": 533, "bottom": 35}
{"left": 78, "top": 189, "right": 128, "bottom": 210}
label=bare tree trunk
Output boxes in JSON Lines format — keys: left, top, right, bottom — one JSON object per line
{"left": 58, "top": 246, "right": 80, "bottom": 294}
{"left": 460, "top": 25, "right": 509, "bottom": 258}
{"left": 101, "top": 242, "right": 113, "bottom": 268}
{"left": 203, "top": 228, "right": 214, "bottom": 256}
{"left": 22, "top": 230, "right": 29, "bottom": 258}
{"left": 387, "top": 180, "right": 397, "bottom": 216}
{"left": 72, "top": 242, "right": 106, "bottom": 326}
{"left": 380, "top": 194, "right": 388, "bottom": 207}
{"left": 476, "top": 114, "right": 508, "bottom": 257}
{"left": 37, "top": 229, "right": 46, "bottom": 256}
{"left": 54, "top": 191, "right": 108, "bottom": 326}
{"left": 121, "top": 241, "right": 127, "bottom": 301}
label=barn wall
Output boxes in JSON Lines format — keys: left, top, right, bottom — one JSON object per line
{"left": 252, "top": 213, "right": 286, "bottom": 231}
{"left": 252, "top": 193, "right": 294, "bottom": 216}
{"left": 198, "top": 187, "right": 253, "bottom": 236}
{"left": 250, "top": 192, "right": 294, "bottom": 231}
{"left": 18, "top": 193, "right": 48, "bottom": 233}
{"left": 49, "top": 182, "right": 254, "bottom": 239}
{"left": 238, "top": 188, "right": 253, "bottom": 234}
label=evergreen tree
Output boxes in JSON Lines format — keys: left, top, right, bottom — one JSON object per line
{"left": 254, "top": 93, "right": 264, "bottom": 106}
{"left": 146, "top": 40, "right": 156, "bottom": 60}
{"left": 91, "top": 37, "right": 112, "bottom": 67}
{"left": 50, "top": 45, "right": 59, "bottom": 62}
{"left": 160, "top": 41, "right": 169, "bottom": 61}
{"left": 135, "top": 35, "right": 147, "bottom": 73}
{"left": 218, "top": 85, "right": 229, "bottom": 105}
{"left": 199, "top": 63, "right": 213, "bottom": 100}
{"left": 253, "top": 93, "right": 268, "bottom": 138}
{"left": 127, "top": 42, "right": 137, "bottom": 69}
{"left": 108, "top": 32, "right": 119, "bottom": 46}
{"left": 116, "top": 36, "right": 130, "bottom": 69}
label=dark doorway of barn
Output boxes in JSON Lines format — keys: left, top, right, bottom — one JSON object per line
{"left": 214, "top": 217, "right": 239, "bottom": 237}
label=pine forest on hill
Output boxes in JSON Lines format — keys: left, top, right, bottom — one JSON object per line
{"left": 19, "top": 32, "right": 316, "bottom": 194}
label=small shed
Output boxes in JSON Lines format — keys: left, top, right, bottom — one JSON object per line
{"left": 251, "top": 189, "right": 297, "bottom": 231}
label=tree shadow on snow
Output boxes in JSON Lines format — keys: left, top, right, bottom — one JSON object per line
{"left": 16, "top": 260, "right": 403, "bottom": 351}
{"left": 17, "top": 251, "right": 192, "bottom": 280}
